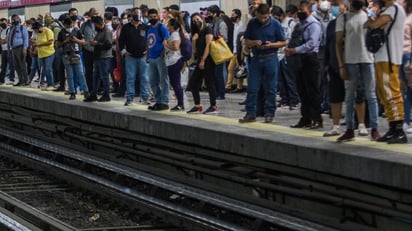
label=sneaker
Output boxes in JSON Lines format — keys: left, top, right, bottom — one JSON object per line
{"left": 289, "top": 104, "right": 298, "bottom": 110}
{"left": 407, "top": 127, "right": 412, "bottom": 134}
{"left": 239, "top": 115, "right": 256, "bottom": 123}
{"left": 264, "top": 116, "right": 274, "bottom": 123}
{"left": 148, "top": 103, "right": 160, "bottom": 110}
{"left": 376, "top": 129, "right": 395, "bottom": 142}
{"left": 187, "top": 106, "right": 202, "bottom": 114}
{"left": 69, "top": 93, "right": 76, "bottom": 100}
{"left": 170, "top": 105, "right": 185, "bottom": 111}
{"left": 151, "top": 104, "right": 169, "bottom": 111}
{"left": 336, "top": 129, "right": 355, "bottom": 142}
{"left": 203, "top": 106, "right": 218, "bottom": 114}
{"left": 83, "top": 95, "right": 98, "bottom": 102}
{"left": 323, "top": 125, "right": 340, "bottom": 137}
{"left": 370, "top": 128, "right": 380, "bottom": 141}
{"left": 387, "top": 130, "right": 408, "bottom": 144}
{"left": 124, "top": 100, "right": 133, "bottom": 106}
{"left": 358, "top": 123, "right": 368, "bottom": 136}
{"left": 98, "top": 95, "right": 111, "bottom": 102}
{"left": 41, "top": 86, "right": 54, "bottom": 91}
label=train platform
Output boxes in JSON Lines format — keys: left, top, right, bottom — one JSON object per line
{"left": 0, "top": 84, "right": 411, "bottom": 193}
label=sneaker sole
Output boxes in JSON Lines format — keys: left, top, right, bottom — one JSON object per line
{"left": 336, "top": 138, "right": 354, "bottom": 143}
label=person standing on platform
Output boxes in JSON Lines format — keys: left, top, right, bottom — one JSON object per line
{"left": 8, "top": 15, "right": 28, "bottom": 87}
{"left": 146, "top": 9, "right": 170, "bottom": 111}
{"left": 0, "top": 18, "right": 14, "bottom": 85}
{"left": 286, "top": 0, "right": 323, "bottom": 129}
{"left": 32, "top": 21, "right": 55, "bottom": 91}
{"left": 119, "top": 12, "right": 149, "bottom": 106}
{"left": 56, "top": 17, "right": 89, "bottom": 100}
{"left": 239, "top": 4, "right": 287, "bottom": 124}
{"left": 84, "top": 16, "right": 113, "bottom": 102}
{"left": 365, "top": 0, "right": 408, "bottom": 144}
{"left": 80, "top": 8, "right": 98, "bottom": 94}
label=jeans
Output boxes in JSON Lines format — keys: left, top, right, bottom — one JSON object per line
{"left": 400, "top": 53, "right": 412, "bottom": 124}
{"left": 63, "top": 56, "right": 89, "bottom": 93}
{"left": 28, "top": 56, "right": 40, "bottom": 81}
{"left": 125, "top": 56, "right": 149, "bottom": 102}
{"left": 148, "top": 57, "right": 169, "bottom": 104}
{"left": 245, "top": 55, "right": 279, "bottom": 117}
{"left": 92, "top": 58, "right": 111, "bottom": 96}
{"left": 39, "top": 53, "right": 55, "bottom": 86}
{"left": 345, "top": 63, "right": 379, "bottom": 129}
{"left": 215, "top": 62, "right": 227, "bottom": 98}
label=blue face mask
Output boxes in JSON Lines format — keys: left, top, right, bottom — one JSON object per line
{"left": 311, "top": 4, "right": 318, "bottom": 12}
{"left": 331, "top": 6, "right": 340, "bottom": 17}
{"left": 367, "top": 9, "right": 375, "bottom": 17}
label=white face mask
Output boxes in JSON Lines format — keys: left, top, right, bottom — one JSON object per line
{"left": 66, "top": 27, "right": 73, "bottom": 33}
{"left": 122, "top": 19, "right": 128, "bottom": 24}
{"left": 320, "top": 1, "right": 330, "bottom": 12}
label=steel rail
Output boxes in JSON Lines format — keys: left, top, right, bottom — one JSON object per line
{"left": 0, "top": 127, "right": 334, "bottom": 231}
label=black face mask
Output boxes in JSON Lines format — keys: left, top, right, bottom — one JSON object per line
{"left": 95, "top": 26, "right": 102, "bottom": 32}
{"left": 70, "top": 15, "right": 77, "bottom": 22}
{"left": 0, "top": 24, "right": 6, "bottom": 29}
{"left": 206, "top": 15, "right": 214, "bottom": 23}
{"left": 12, "top": 21, "right": 19, "bottom": 26}
{"left": 230, "top": 16, "right": 238, "bottom": 22}
{"left": 351, "top": 1, "right": 364, "bottom": 10}
{"left": 149, "top": 19, "right": 158, "bottom": 25}
{"left": 194, "top": 21, "right": 202, "bottom": 29}
{"left": 297, "top": 12, "right": 308, "bottom": 21}
{"left": 112, "top": 24, "right": 118, "bottom": 30}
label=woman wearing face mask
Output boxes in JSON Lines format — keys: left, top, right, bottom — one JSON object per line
{"left": 32, "top": 21, "right": 55, "bottom": 91}
{"left": 163, "top": 18, "right": 185, "bottom": 111}
{"left": 186, "top": 13, "right": 218, "bottom": 114}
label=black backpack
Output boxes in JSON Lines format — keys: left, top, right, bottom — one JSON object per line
{"left": 288, "top": 22, "right": 314, "bottom": 48}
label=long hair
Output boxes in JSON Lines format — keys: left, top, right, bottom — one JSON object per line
{"left": 168, "top": 18, "right": 185, "bottom": 41}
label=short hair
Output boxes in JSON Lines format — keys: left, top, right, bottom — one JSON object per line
{"left": 169, "top": 4, "right": 180, "bottom": 11}
{"left": 69, "top": 8, "right": 78, "bottom": 14}
{"left": 232, "top": 9, "right": 242, "bottom": 18}
{"left": 63, "top": 17, "right": 73, "bottom": 26}
{"left": 148, "top": 9, "right": 158, "bottom": 15}
{"left": 91, "top": 15, "right": 104, "bottom": 24}
{"left": 32, "top": 21, "right": 42, "bottom": 30}
{"left": 256, "top": 3, "right": 271, "bottom": 15}
{"left": 271, "top": 6, "right": 285, "bottom": 17}
{"left": 207, "top": 5, "right": 220, "bottom": 13}
{"left": 0, "top": 18, "right": 7, "bottom": 22}
{"left": 286, "top": 4, "right": 298, "bottom": 14}
{"left": 104, "top": 12, "right": 113, "bottom": 20}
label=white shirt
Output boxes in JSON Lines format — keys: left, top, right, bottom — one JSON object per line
{"left": 232, "top": 20, "right": 246, "bottom": 53}
{"left": 336, "top": 11, "right": 374, "bottom": 64}
{"left": 165, "top": 31, "right": 182, "bottom": 66}
{"left": 0, "top": 27, "right": 9, "bottom": 50}
{"left": 374, "top": 4, "right": 406, "bottom": 65}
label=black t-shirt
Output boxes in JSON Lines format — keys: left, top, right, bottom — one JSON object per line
{"left": 195, "top": 25, "right": 213, "bottom": 59}
{"left": 57, "top": 27, "right": 83, "bottom": 55}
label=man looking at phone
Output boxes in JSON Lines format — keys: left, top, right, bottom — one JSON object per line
{"left": 239, "top": 3, "right": 286, "bottom": 123}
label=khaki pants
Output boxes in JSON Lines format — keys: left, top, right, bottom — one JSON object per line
{"left": 225, "top": 55, "right": 244, "bottom": 90}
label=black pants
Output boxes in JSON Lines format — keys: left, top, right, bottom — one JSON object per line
{"left": 82, "top": 49, "right": 94, "bottom": 91}
{"left": 189, "top": 58, "right": 217, "bottom": 106}
{"left": 296, "top": 53, "right": 322, "bottom": 123}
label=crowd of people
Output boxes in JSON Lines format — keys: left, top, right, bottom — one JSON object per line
{"left": 0, "top": 0, "right": 410, "bottom": 144}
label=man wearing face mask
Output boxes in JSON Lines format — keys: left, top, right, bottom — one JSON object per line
{"left": 239, "top": 4, "right": 287, "bottom": 123}
{"left": 286, "top": 0, "right": 323, "bottom": 129}
{"left": 0, "top": 18, "right": 14, "bottom": 85}
{"left": 145, "top": 9, "right": 170, "bottom": 111}
{"left": 84, "top": 16, "right": 113, "bottom": 102}
{"left": 365, "top": 0, "right": 407, "bottom": 143}
{"left": 80, "top": 8, "right": 98, "bottom": 94}
{"left": 7, "top": 15, "right": 28, "bottom": 86}
{"left": 119, "top": 13, "right": 149, "bottom": 106}
{"left": 56, "top": 17, "right": 88, "bottom": 100}
{"left": 225, "top": 9, "right": 246, "bottom": 93}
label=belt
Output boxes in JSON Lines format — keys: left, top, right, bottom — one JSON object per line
{"left": 254, "top": 53, "right": 277, "bottom": 58}
{"left": 11, "top": 45, "right": 23, "bottom": 50}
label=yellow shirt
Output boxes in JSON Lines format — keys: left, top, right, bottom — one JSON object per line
{"left": 36, "top": 27, "right": 55, "bottom": 58}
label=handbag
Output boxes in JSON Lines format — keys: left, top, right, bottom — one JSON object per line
{"left": 210, "top": 37, "right": 233, "bottom": 64}
{"left": 69, "top": 54, "right": 81, "bottom": 64}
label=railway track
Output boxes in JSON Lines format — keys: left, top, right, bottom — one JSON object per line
{"left": 0, "top": 102, "right": 411, "bottom": 230}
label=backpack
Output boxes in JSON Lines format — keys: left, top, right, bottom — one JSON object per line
{"left": 365, "top": 5, "right": 398, "bottom": 54}
{"left": 288, "top": 22, "right": 314, "bottom": 48}
{"left": 180, "top": 35, "right": 192, "bottom": 62}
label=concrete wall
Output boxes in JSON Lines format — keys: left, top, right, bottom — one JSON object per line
{"left": 25, "top": 5, "right": 50, "bottom": 19}
{"left": 72, "top": 0, "right": 104, "bottom": 16}
{"left": 0, "top": 9, "right": 7, "bottom": 19}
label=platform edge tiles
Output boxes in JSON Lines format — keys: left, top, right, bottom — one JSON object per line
{"left": 0, "top": 88, "right": 411, "bottom": 191}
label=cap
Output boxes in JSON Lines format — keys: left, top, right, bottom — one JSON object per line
{"left": 169, "top": 4, "right": 180, "bottom": 11}
{"left": 207, "top": 5, "right": 220, "bottom": 13}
